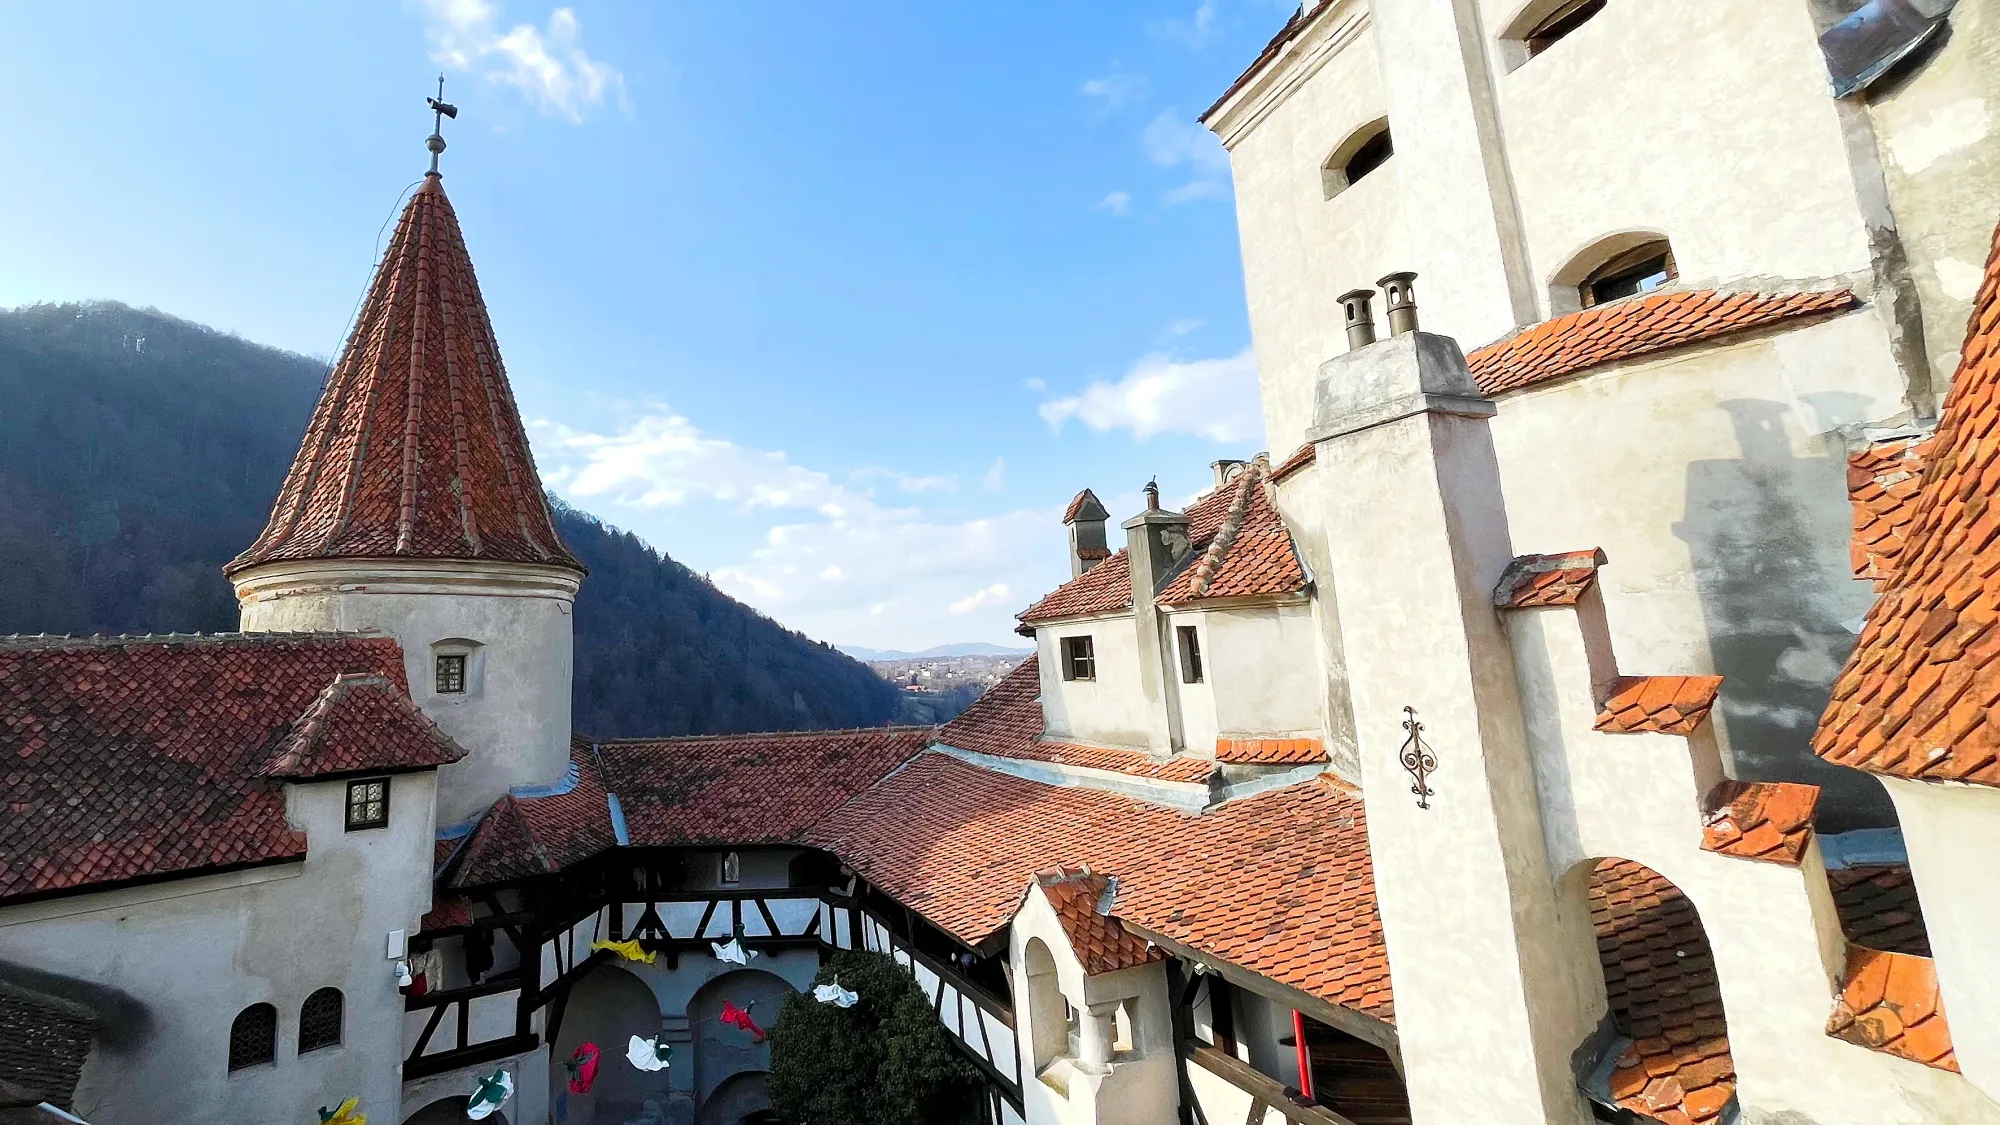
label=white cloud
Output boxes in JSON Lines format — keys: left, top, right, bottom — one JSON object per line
{"left": 413, "top": 0, "right": 626, "bottom": 122}
{"left": 852, "top": 466, "right": 956, "bottom": 494}
{"left": 1039, "top": 346, "right": 1263, "bottom": 444}
{"left": 1142, "top": 110, "right": 1229, "bottom": 174}
{"left": 950, "top": 584, "right": 1012, "bottom": 614}
{"left": 1163, "top": 180, "right": 1227, "bottom": 206}
{"left": 1082, "top": 71, "right": 1148, "bottom": 108}
{"left": 1166, "top": 317, "right": 1204, "bottom": 338}
{"left": 1095, "top": 190, "right": 1133, "bottom": 217}
{"left": 532, "top": 408, "right": 1062, "bottom": 650}
{"left": 1024, "top": 377, "right": 1048, "bottom": 392}
{"left": 982, "top": 458, "right": 1007, "bottom": 492}
{"left": 1150, "top": 0, "right": 1219, "bottom": 47}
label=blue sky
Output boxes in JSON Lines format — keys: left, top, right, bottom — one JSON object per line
{"left": 0, "top": 0, "right": 1293, "bottom": 650}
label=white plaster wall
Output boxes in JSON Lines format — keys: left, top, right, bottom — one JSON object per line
{"left": 235, "top": 559, "right": 578, "bottom": 826}
{"left": 1505, "top": 601, "right": 2000, "bottom": 1124}
{"left": 1206, "top": 602, "right": 1323, "bottom": 741}
{"left": 1487, "top": 310, "right": 1906, "bottom": 827}
{"left": 1268, "top": 470, "right": 1363, "bottom": 779}
{"left": 1164, "top": 611, "right": 1220, "bottom": 756}
{"left": 1490, "top": 0, "right": 1877, "bottom": 314}
{"left": 1, "top": 772, "right": 438, "bottom": 1125}
{"left": 1036, "top": 616, "right": 1153, "bottom": 751}
{"left": 1883, "top": 777, "right": 2000, "bottom": 1103}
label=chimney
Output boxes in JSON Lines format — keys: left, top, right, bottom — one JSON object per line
{"left": 1340, "top": 288, "right": 1378, "bottom": 351}
{"left": 1122, "top": 479, "right": 1193, "bottom": 756}
{"left": 1379, "top": 271, "right": 1420, "bottom": 336}
{"left": 1063, "top": 489, "right": 1112, "bottom": 578}
{"left": 1211, "top": 459, "right": 1247, "bottom": 489}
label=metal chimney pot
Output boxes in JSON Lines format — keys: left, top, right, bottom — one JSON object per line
{"left": 1339, "top": 288, "right": 1379, "bottom": 351}
{"left": 1378, "top": 271, "right": 1420, "bottom": 336}
{"left": 1143, "top": 479, "right": 1162, "bottom": 511}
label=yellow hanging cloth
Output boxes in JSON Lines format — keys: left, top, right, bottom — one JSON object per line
{"left": 319, "top": 1098, "right": 367, "bottom": 1125}
{"left": 591, "top": 938, "right": 658, "bottom": 966}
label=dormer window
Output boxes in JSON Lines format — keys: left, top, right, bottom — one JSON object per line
{"left": 1321, "top": 119, "right": 1394, "bottom": 200}
{"left": 435, "top": 654, "right": 466, "bottom": 694}
{"left": 1061, "top": 636, "right": 1097, "bottom": 682}
{"left": 346, "top": 778, "right": 390, "bottom": 831}
{"left": 1581, "top": 241, "right": 1677, "bottom": 308}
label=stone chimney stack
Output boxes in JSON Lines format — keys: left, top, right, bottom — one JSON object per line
{"left": 1062, "top": 489, "right": 1112, "bottom": 578}
{"left": 1210, "top": 459, "right": 1247, "bottom": 489}
{"left": 1122, "top": 479, "right": 1193, "bottom": 756}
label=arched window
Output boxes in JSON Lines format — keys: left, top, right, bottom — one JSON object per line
{"left": 299, "top": 987, "right": 343, "bottom": 1053}
{"left": 1499, "top": 0, "right": 1607, "bottom": 71}
{"left": 228, "top": 1003, "right": 277, "bottom": 1072}
{"left": 721, "top": 851, "right": 742, "bottom": 885}
{"left": 1321, "top": 118, "right": 1394, "bottom": 200}
{"left": 1024, "top": 938, "right": 1073, "bottom": 1074}
{"left": 1550, "top": 233, "right": 1677, "bottom": 314}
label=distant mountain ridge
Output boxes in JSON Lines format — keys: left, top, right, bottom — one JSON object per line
{"left": 839, "top": 642, "right": 1034, "bottom": 661}
{"left": 0, "top": 300, "right": 901, "bottom": 738}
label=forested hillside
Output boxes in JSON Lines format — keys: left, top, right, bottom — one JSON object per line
{"left": 0, "top": 301, "right": 900, "bottom": 737}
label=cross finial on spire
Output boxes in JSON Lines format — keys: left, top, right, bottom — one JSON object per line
{"left": 425, "top": 73, "right": 458, "bottom": 177}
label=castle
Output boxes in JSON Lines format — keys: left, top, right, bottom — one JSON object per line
{"left": 5, "top": 2, "right": 2000, "bottom": 1124}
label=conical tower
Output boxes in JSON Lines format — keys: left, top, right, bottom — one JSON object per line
{"left": 231, "top": 140, "right": 584, "bottom": 825}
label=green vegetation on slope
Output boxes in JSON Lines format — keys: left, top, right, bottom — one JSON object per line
{"left": 0, "top": 300, "right": 900, "bottom": 737}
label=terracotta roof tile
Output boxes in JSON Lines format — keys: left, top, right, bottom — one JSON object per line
{"left": 1466, "top": 289, "right": 1858, "bottom": 398}
{"left": 1032, "top": 868, "right": 1163, "bottom": 976}
{"left": 1064, "top": 489, "right": 1109, "bottom": 524}
{"left": 1270, "top": 442, "right": 1315, "bottom": 484}
{"left": 1825, "top": 947, "right": 1958, "bottom": 1072}
{"left": 1698, "top": 781, "right": 1818, "bottom": 867}
{"left": 1829, "top": 865, "right": 1930, "bottom": 957}
{"left": 257, "top": 672, "right": 466, "bottom": 780}
{"left": 229, "top": 175, "right": 582, "bottom": 576}
{"left": 1816, "top": 214, "right": 2000, "bottom": 788}
{"left": 1595, "top": 676, "right": 1724, "bottom": 736}
{"left": 1018, "top": 550, "right": 1133, "bottom": 623}
{"left": 601, "top": 728, "right": 930, "bottom": 847}
{"left": 1158, "top": 461, "right": 1309, "bottom": 605}
{"left": 1493, "top": 549, "right": 1606, "bottom": 608}
{"left": 937, "top": 658, "right": 1219, "bottom": 783}
{"left": 1214, "top": 737, "right": 1326, "bottom": 765}
{"left": 0, "top": 981, "right": 95, "bottom": 1111}
{"left": 1592, "top": 860, "right": 1736, "bottom": 1124}
{"left": 0, "top": 633, "right": 423, "bottom": 904}
{"left": 1846, "top": 437, "right": 1930, "bottom": 586}
{"left": 421, "top": 896, "right": 474, "bottom": 932}
{"left": 806, "top": 753, "right": 1393, "bottom": 1020}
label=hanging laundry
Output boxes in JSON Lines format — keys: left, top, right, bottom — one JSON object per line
{"left": 813, "top": 981, "right": 859, "bottom": 1008}
{"left": 590, "top": 938, "right": 658, "bottom": 966}
{"left": 317, "top": 1097, "right": 366, "bottom": 1125}
{"left": 564, "top": 1042, "right": 601, "bottom": 1095}
{"left": 405, "top": 947, "right": 445, "bottom": 996}
{"left": 719, "top": 999, "right": 767, "bottom": 1043}
{"left": 710, "top": 938, "right": 756, "bottom": 965}
{"left": 627, "top": 1034, "right": 673, "bottom": 1072}
{"left": 466, "top": 1069, "right": 513, "bottom": 1121}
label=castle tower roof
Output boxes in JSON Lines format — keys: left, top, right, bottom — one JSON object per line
{"left": 228, "top": 174, "right": 583, "bottom": 576}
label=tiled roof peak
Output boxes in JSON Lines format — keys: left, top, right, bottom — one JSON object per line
{"left": 229, "top": 176, "right": 582, "bottom": 576}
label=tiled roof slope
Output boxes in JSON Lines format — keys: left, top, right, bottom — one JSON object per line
{"left": 229, "top": 175, "right": 582, "bottom": 576}
{"left": 601, "top": 728, "right": 930, "bottom": 847}
{"left": 1830, "top": 866, "right": 1930, "bottom": 957}
{"left": 1214, "top": 737, "right": 1326, "bottom": 765}
{"left": 936, "top": 657, "right": 1218, "bottom": 783}
{"left": 1494, "top": 549, "right": 1604, "bottom": 608}
{"left": 1846, "top": 437, "right": 1929, "bottom": 586}
{"left": 1200, "top": 5, "right": 1307, "bottom": 121}
{"left": 258, "top": 672, "right": 466, "bottom": 780}
{"left": 0, "top": 981, "right": 95, "bottom": 1111}
{"left": 1698, "top": 781, "right": 1818, "bottom": 866}
{"left": 806, "top": 752, "right": 1393, "bottom": 1020}
{"left": 1467, "top": 289, "right": 1858, "bottom": 399}
{"left": 0, "top": 633, "right": 428, "bottom": 904}
{"left": 448, "top": 748, "right": 617, "bottom": 889}
{"left": 1596, "top": 676, "right": 1723, "bottom": 736}
{"left": 1825, "top": 947, "right": 1957, "bottom": 1072}
{"left": 1816, "top": 214, "right": 2000, "bottom": 787}
{"left": 1270, "top": 442, "right": 1315, "bottom": 483}
{"left": 1064, "top": 489, "right": 1109, "bottom": 524}
{"left": 1032, "top": 868, "right": 1162, "bottom": 976}
{"left": 1593, "top": 860, "right": 1735, "bottom": 1125}
{"left": 1019, "top": 549, "right": 1133, "bottom": 624}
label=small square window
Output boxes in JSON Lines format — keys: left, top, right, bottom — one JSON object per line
{"left": 435, "top": 653, "right": 467, "bottom": 694}
{"left": 1177, "top": 625, "right": 1204, "bottom": 684}
{"left": 1060, "top": 636, "right": 1096, "bottom": 682}
{"left": 721, "top": 851, "right": 742, "bottom": 885}
{"left": 345, "top": 778, "right": 390, "bottom": 831}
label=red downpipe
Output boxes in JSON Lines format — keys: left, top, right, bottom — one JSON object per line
{"left": 1293, "top": 1009, "right": 1314, "bottom": 1101}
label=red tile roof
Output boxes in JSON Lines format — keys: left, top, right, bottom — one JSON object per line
{"left": 1830, "top": 865, "right": 1930, "bottom": 957}
{"left": 600, "top": 727, "right": 930, "bottom": 847}
{"left": 1816, "top": 214, "right": 2000, "bottom": 788}
{"left": 1031, "top": 868, "right": 1162, "bottom": 976}
{"left": 1270, "top": 442, "right": 1316, "bottom": 484}
{"left": 1157, "top": 461, "right": 1308, "bottom": 605}
{"left": 1018, "top": 549, "right": 1133, "bottom": 623}
{"left": 1825, "top": 947, "right": 1958, "bottom": 1072}
{"left": 0, "top": 981, "right": 95, "bottom": 1112}
{"left": 1697, "top": 781, "right": 1818, "bottom": 866}
{"left": 229, "top": 175, "right": 582, "bottom": 577}
{"left": 1846, "top": 437, "right": 1930, "bottom": 587}
{"left": 1493, "top": 549, "right": 1606, "bottom": 608}
{"left": 1200, "top": 6, "right": 1308, "bottom": 122}
{"left": 257, "top": 672, "right": 465, "bottom": 780}
{"left": 1064, "top": 489, "right": 1109, "bottom": 524}
{"left": 806, "top": 752, "right": 1393, "bottom": 1020}
{"left": 936, "top": 657, "right": 1218, "bottom": 783}
{"left": 0, "top": 633, "right": 435, "bottom": 904}
{"left": 1595, "top": 676, "right": 1724, "bottom": 736}
{"left": 1214, "top": 737, "right": 1326, "bottom": 765}
{"left": 448, "top": 746, "right": 619, "bottom": 889}
{"left": 1593, "top": 860, "right": 1736, "bottom": 1125}
{"left": 1466, "top": 289, "right": 1858, "bottom": 399}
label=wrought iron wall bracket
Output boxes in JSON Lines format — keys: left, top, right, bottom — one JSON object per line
{"left": 1399, "top": 706, "right": 1437, "bottom": 809}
